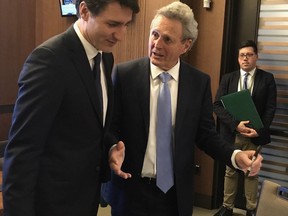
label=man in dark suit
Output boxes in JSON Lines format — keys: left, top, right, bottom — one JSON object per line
{"left": 2, "top": 1, "right": 139, "bottom": 216}
{"left": 106, "top": 2, "right": 263, "bottom": 216}
{"left": 213, "top": 40, "right": 277, "bottom": 216}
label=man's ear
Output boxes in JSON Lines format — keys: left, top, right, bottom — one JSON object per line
{"left": 182, "top": 39, "right": 193, "bottom": 54}
{"left": 79, "top": 1, "right": 90, "bottom": 20}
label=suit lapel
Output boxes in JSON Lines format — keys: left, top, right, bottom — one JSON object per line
{"left": 252, "top": 69, "right": 261, "bottom": 96}
{"left": 174, "top": 62, "right": 196, "bottom": 137}
{"left": 137, "top": 57, "right": 151, "bottom": 136}
{"left": 231, "top": 71, "right": 240, "bottom": 93}
{"left": 64, "top": 26, "right": 104, "bottom": 124}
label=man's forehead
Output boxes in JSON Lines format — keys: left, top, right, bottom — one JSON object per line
{"left": 239, "top": 47, "right": 254, "bottom": 53}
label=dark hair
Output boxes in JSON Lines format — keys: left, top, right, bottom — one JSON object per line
{"left": 239, "top": 40, "right": 258, "bottom": 54}
{"left": 76, "top": 0, "right": 139, "bottom": 18}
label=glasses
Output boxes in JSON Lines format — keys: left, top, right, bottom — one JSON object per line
{"left": 239, "top": 53, "right": 255, "bottom": 59}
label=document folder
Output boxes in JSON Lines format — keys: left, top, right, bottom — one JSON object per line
{"left": 220, "top": 89, "right": 263, "bottom": 129}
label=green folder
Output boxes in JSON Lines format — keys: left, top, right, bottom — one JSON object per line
{"left": 220, "top": 89, "right": 263, "bottom": 129}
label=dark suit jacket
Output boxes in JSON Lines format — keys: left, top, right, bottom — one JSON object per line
{"left": 3, "top": 26, "right": 114, "bottom": 216}
{"left": 213, "top": 69, "right": 277, "bottom": 145}
{"left": 107, "top": 57, "right": 236, "bottom": 216}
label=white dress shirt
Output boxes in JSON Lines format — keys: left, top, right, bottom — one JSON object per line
{"left": 238, "top": 68, "right": 256, "bottom": 93}
{"left": 140, "top": 60, "right": 243, "bottom": 177}
{"left": 141, "top": 61, "right": 180, "bottom": 178}
{"left": 73, "top": 22, "right": 108, "bottom": 126}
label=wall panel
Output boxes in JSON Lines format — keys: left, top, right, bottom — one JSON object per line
{"left": 257, "top": 0, "right": 288, "bottom": 188}
{"left": 0, "top": 0, "right": 36, "bottom": 140}
{"left": 35, "top": 0, "right": 76, "bottom": 46}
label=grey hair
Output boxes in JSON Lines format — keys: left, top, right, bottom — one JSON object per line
{"left": 151, "top": 2, "right": 198, "bottom": 47}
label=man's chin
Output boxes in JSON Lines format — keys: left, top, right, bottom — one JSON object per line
{"left": 101, "top": 47, "right": 113, "bottom": 53}
{"left": 98, "top": 43, "right": 116, "bottom": 53}
{"left": 151, "top": 55, "right": 163, "bottom": 63}
{"left": 150, "top": 58, "right": 160, "bottom": 66}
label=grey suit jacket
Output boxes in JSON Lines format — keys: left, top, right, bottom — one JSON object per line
{"left": 108, "top": 57, "right": 235, "bottom": 216}
{"left": 3, "top": 26, "right": 114, "bottom": 216}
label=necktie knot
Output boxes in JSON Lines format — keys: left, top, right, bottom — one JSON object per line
{"left": 159, "top": 72, "right": 171, "bottom": 83}
{"left": 94, "top": 53, "right": 102, "bottom": 69}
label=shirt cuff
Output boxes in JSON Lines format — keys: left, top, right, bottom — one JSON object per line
{"left": 231, "top": 149, "right": 242, "bottom": 169}
{"left": 109, "top": 144, "right": 117, "bottom": 154}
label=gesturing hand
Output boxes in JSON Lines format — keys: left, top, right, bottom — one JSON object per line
{"left": 109, "top": 141, "right": 132, "bottom": 179}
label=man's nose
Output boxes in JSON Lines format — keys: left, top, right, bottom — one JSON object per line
{"left": 113, "top": 26, "right": 128, "bottom": 41}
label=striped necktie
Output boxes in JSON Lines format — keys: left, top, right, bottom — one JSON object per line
{"left": 243, "top": 72, "right": 249, "bottom": 90}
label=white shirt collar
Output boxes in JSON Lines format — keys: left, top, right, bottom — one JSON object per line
{"left": 240, "top": 68, "right": 256, "bottom": 77}
{"left": 73, "top": 21, "right": 101, "bottom": 61}
{"left": 150, "top": 60, "right": 180, "bottom": 81}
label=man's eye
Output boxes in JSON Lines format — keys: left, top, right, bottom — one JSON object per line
{"left": 108, "top": 22, "right": 118, "bottom": 27}
{"left": 163, "top": 37, "right": 171, "bottom": 43}
{"left": 152, "top": 32, "right": 159, "bottom": 38}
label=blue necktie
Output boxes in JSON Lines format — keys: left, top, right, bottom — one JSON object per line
{"left": 93, "top": 53, "right": 103, "bottom": 119}
{"left": 156, "top": 72, "right": 174, "bottom": 193}
{"left": 243, "top": 72, "right": 249, "bottom": 90}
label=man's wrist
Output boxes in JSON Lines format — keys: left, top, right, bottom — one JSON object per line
{"left": 231, "top": 149, "right": 242, "bottom": 169}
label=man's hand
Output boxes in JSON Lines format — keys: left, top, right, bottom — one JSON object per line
{"left": 236, "top": 121, "right": 258, "bottom": 138}
{"left": 235, "top": 150, "right": 263, "bottom": 176}
{"left": 109, "top": 141, "right": 132, "bottom": 179}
